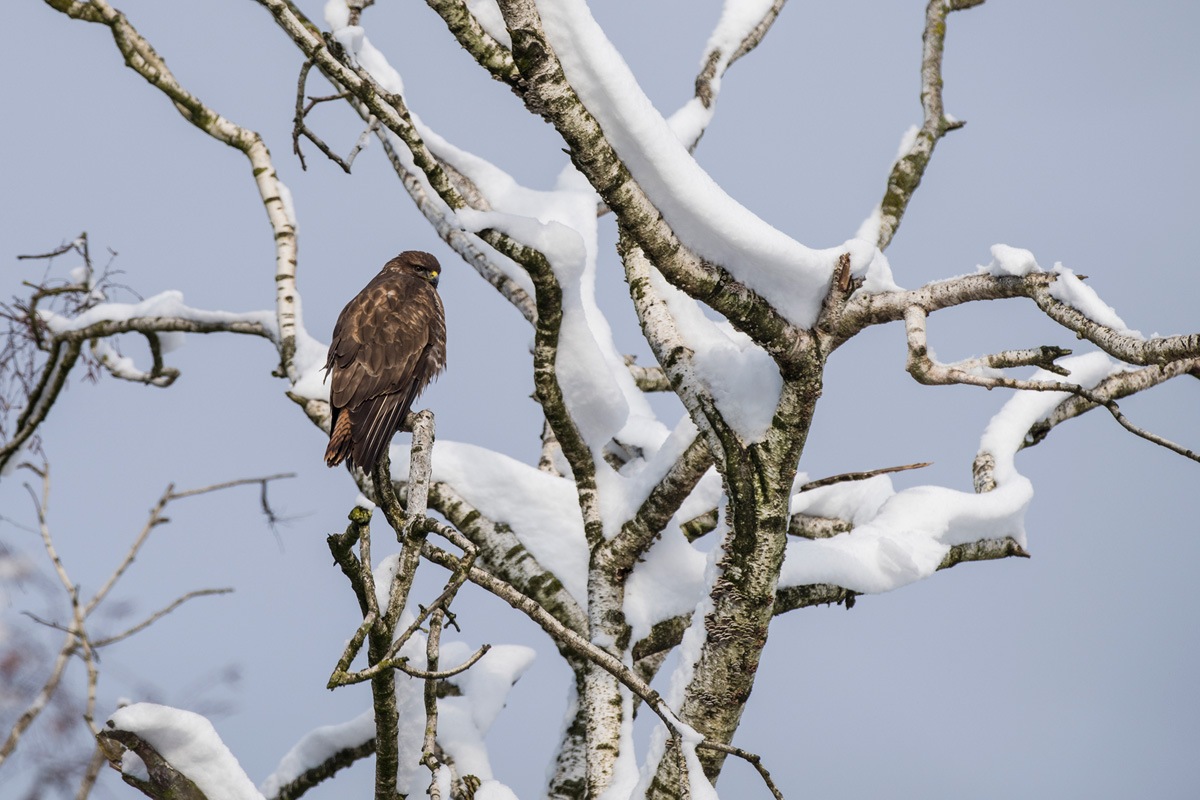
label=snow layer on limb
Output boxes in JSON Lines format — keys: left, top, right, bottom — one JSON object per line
{"left": 536, "top": 0, "right": 838, "bottom": 328}
{"left": 780, "top": 353, "right": 1126, "bottom": 595}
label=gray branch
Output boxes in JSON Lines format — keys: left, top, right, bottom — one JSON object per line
{"left": 876, "top": 0, "right": 983, "bottom": 251}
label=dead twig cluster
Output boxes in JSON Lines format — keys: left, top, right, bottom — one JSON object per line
{"left": 0, "top": 463, "right": 293, "bottom": 797}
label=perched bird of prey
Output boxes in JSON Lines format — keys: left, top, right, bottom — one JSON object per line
{"left": 324, "top": 251, "right": 446, "bottom": 471}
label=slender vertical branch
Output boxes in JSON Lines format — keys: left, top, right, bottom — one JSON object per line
{"left": 421, "top": 607, "right": 444, "bottom": 798}
{"left": 876, "top": 0, "right": 984, "bottom": 251}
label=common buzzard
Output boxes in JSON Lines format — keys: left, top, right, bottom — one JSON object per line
{"left": 324, "top": 251, "right": 447, "bottom": 471}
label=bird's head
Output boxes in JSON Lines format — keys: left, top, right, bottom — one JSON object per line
{"left": 388, "top": 251, "right": 442, "bottom": 289}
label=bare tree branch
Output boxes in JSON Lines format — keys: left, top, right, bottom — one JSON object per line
{"left": 875, "top": 0, "right": 983, "bottom": 251}
{"left": 797, "top": 461, "right": 932, "bottom": 492}
{"left": 905, "top": 304, "right": 1200, "bottom": 463}
{"left": 92, "top": 589, "right": 234, "bottom": 647}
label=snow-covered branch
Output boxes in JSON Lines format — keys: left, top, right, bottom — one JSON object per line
{"left": 496, "top": 0, "right": 813, "bottom": 370}
{"left": 423, "top": 0, "right": 522, "bottom": 89}
{"left": 0, "top": 288, "right": 277, "bottom": 473}
{"left": 426, "top": 480, "right": 587, "bottom": 636}
{"left": 672, "top": 0, "right": 790, "bottom": 152}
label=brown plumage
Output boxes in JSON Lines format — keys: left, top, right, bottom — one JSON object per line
{"left": 324, "top": 251, "right": 447, "bottom": 471}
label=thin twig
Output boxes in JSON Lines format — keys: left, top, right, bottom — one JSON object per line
{"left": 396, "top": 644, "right": 490, "bottom": 680}
{"left": 0, "top": 630, "right": 77, "bottom": 767}
{"left": 93, "top": 588, "right": 234, "bottom": 647}
{"left": 798, "top": 462, "right": 932, "bottom": 492}
{"left": 422, "top": 607, "right": 444, "bottom": 799}
{"left": 167, "top": 472, "right": 295, "bottom": 500}
{"left": 75, "top": 743, "right": 108, "bottom": 800}
{"left": 696, "top": 741, "right": 785, "bottom": 800}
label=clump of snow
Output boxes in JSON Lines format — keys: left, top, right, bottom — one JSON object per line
{"left": 476, "top": 781, "right": 522, "bottom": 799}
{"left": 648, "top": 266, "right": 781, "bottom": 442}
{"left": 67, "top": 264, "right": 90, "bottom": 286}
{"left": 843, "top": 236, "right": 902, "bottom": 294}
{"left": 120, "top": 751, "right": 150, "bottom": 782}
{"left": 466, "top": 0, "right": 511, "bottom": 47}
{"left": 258, "top": 711, "right": 376, "bottom": 798}
{"left": 1049, "top": 263, "right": 1144, "bottom": 339}
{"left": 623, "top": 520, "right": 707, "bottom": 643}
{"left": 451, "top": 643, "right": 537, "bottom": 734}
{"left": 324, "top": 3, "right": 402, "bottom": 93}
{"left": 893, "top": 123, "right": 921, "bottom": 162}
{"left": 980, "top": 243, "right": 1042, "bottom": 277}
{"left": 977, "top": 351, "right": 1121, "bottom": 485}
{"left": 791, "top": 474, "right": 894, "bottom": 526}
{"left": 158, "top": 331, "right": 186, "bottom": 353}
{"left": 373, "top": 553, "right": 400, "bottom": 616}
{"left": 90, "top": 339, "right": 140, "bottom": 381}
{"left": 286, "top": 289, "right": 336, "bottom": 401}
{"left": 665, "top": 0, "right": 781, "bottom": 147}
{"left": 634, "top": 535, "right": 723, "bottom": 798}
{"left": 854, "top": 123, "right": 921, "bottom": 246}
{"left": 323, "top": 0, "right": 350, "bottom": 30}
{"left": 391, "top": 440, "right": 589, "bottom": 606}
{"left": 977, "top": 246, "right": 1145, "bottom": 338}
{"left": 854, "top": 206, "right": 883, "bottom": 248}
{"left": 665, "top": 98, "right": 711, "bottom": 149}
{"left": 108, "top": 703, "right": 264, "bottom": 800}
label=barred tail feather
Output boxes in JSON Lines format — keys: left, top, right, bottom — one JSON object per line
{"left": 325, "top": 410, "right": 353, "bottom": 467}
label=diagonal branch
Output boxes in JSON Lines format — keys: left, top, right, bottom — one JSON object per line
{"left": 494, "top": 0, "right": 809, "bottom": 371}
{"left": 619, "top": 233, "right": 733, "bottom": 465}
{"left": 604, "top": 432, "right": 711, "bottom": 573}
{"left": 0, "top": 339, "right": 82, "bottom": 472}
{"left": 797, "top": 461, "right": 932, "bottom": 492}
{"left": 93, "top": 589, "right": 234, "bottom": 647}
{"left": 426, "top": 480, "right": 587, "bottom": 635}
{"left": 265, "top": 739, "right": 377, "bottom": 800}
{"left": 475, "top": 230, "right": 603, "bottom": 549}
{"left": 1020, "top": 359, "right": 1200, "bottom": 452}
{"left": 1026, "top": 279, "right": 1200, "bottom": 366}
{"left": 682, "top": 0, "right": 789, "bottom": 152}
{"left": 423, "top": 0, "right": 522, "bottom": 90}
{"left": 875, "top": 0, "right": 983, "bottom": 251}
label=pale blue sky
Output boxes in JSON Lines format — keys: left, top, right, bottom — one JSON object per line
{"left": 2, "top": 2, "right": 1197, "bottom": 798}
